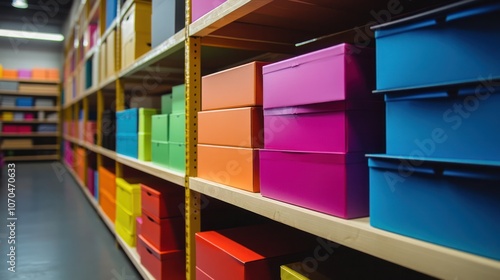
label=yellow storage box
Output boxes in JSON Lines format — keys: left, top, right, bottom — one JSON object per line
{"left": 116, "top": 177, "right": 142, "bottom": 215}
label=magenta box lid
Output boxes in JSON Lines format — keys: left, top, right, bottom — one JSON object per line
{"left": 264, "top": 100, "right": 384, "bottom": 116}
{"left": 260, "top": 149, "right": 367, "bottom": 164}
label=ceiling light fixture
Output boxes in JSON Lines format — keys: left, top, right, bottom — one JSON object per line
{"left": 12, "top": 0, "right": 28, "bottom": 9}
{"left": 0, "top": 29, "right": 64, "bottom": 42}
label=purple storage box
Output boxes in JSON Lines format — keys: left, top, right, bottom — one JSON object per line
{"left": 264, "top": 101, "right": 385, "bottom": 153}
{"left": 260, "top": 149, "right": 369, "bottom": 219}
{"left": 192, "top": 0, "right": 226, "bottom": 22}
{"left": 18, "top": 69, "right": 32, "bottom": 79}
{"left": 87, "top": 168, "right": 95, "bottom": 196}
{"left": 263, "top": 43, "right": 376, "bottom": 109}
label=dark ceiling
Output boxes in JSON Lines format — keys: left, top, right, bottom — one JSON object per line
{"left": 0, "top": 0, "right": 74, "bottom": 30}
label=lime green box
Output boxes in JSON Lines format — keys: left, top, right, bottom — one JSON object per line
{"left": 151, "top": 140, "right": 169, "bottom": 167}
{"left": 169, "top": 113, "right": 185, "bottom": 143}
{"left": 172, "top": 84, "right": 185, "bottom": 113}
{"left": 139, "top": 108, "right": 158, "bottom": 133}
{"left": 281, "top": 262, "right": 330, "bottom": 280}
{"left": 138, "top": 132, "right": 152, "bottom": 161}
{"left": 168, "top": 142, "right": 185, "bottom": 173}
{"left": 152, "top": 114, "right": 169, "bottom": 142}
{"left": 116, "top": 220, "right": 136, "bottom": 247}
{"left": 161, "top": 93, "right": 172, "bottom": 114}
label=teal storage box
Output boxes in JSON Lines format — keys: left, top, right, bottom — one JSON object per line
{"left": 116, "top": 133, "right": 138, "bottom": 158}
{"left": 169, "top": 113, "right": 185, "bottom": 143}
{"left": 374, "top": 1, "right": 500, "bottom": 90}
{"left": 152, "top": 114, "right": 169, "bottom": 142}
{"left": 152, "top": 140, "right": 169, "bottom": 167}
{"left": 116, "top": 108, "right": 138, "bottom": 134}
{"left": 139, "top": 108, "right": 158, "bottom": 133}
{"left": 172, "top": 84, "right": 185, "bottom": 113}
{"left": 168, "top": 142, "right": 185, "bottom": 173}
{"left": 384, "top": 85, "right": 500, "bottom": 161}
{"left": 368, "top": 154, "right": 500, "bottom": 260}
{"left": 161, "top": 93, "right": 173, "bottom": 114}
{"left": 138, "top": 132, "right": 152, "bottom": 161}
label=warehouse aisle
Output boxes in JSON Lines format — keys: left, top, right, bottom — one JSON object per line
{"left": 0, "top": 162, "right": 141, "bottom": 280}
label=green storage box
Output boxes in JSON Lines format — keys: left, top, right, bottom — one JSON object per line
{"left": 169, "top": 113, "right": 185, "bottom": 143}
{"left": 161, "top": 93, "right": 172, "bottom": 114}
{"left": 151, "top": 140, "right": 169, "bottom": 167}
{"left": 152, "top": 114, "right": 169, "bottom": 142}
{"left": 138, "top": 132, "right": 152, "bottom": 161}
{"left": 172, "top": 84, "right": 185, "bottom": 113}
{"left": 139, "top": 108, "right": 158, "bottom": 133}
{"left": 168, "top": 142, "right": 185, "bottom": 173}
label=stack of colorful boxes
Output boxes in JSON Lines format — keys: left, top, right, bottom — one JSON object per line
{"left": 259, "top": 44, "right": 385, "bottom": 219}
{"left": 368, "top": 1, "right": 500, "bottom": 260}
{"left": 74, "top": 147, "right": 86, "bottom": 183}
{"left": 64, "top": 141, "right": 73, "bottom": 167}
{"left": 98, "top": 166, "right": 116, "bottom": 222}
{"left": 151, "top": 85, "right": 186, "bottom": 172}
{"left": 116, "top": 108, "right": 157, "bottom": 159}
{"left": 115, "top": 177, "right": 143, "bottom": 246}
{"left": 137, "top": 181, "right": 185, "bottom": 279}
{"left": 198, "top": 62, "right": 267, "bottom": 192}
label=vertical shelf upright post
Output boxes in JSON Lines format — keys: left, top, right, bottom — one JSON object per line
{"left": 185, "top": 0, "right": 201, "bottom": 277}
{"left": 115, "top": 78, "right": 124, "bottom": 178}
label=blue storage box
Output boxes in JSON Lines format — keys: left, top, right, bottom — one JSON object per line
{"left": 105, "top": 0, "right": 118, "bottom": 29}
{"left": 116, "top": 108, "right": 138, "bottom": 134}
{"left": 37, "top": 124, "right": 57, "bottom": 132}
{"left": 94, "top": 170, "right": 99, "bottom": 201}
{"left": 116, "top": 133, "right": 138, "bottom": 158}
{"left": 16, "top": 97, "right": 34, "bottom": 107}
{"left": 374, "top": 1, "right": 500, "bottom": 90}
{"left": 384, "top": 85, "right": 500, "bottom": 161}
{"left": 368, "top": 154, "right": 500, "bottom": 260}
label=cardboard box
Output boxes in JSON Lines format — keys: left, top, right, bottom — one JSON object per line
{"left": 195, "top": 223, "right": 316, "bottom": 280}
{"left": 141, "top": 210, "right": 184, "bottom": 251}
{"left": 137, "top": 235, "right": 185, "bottom": 280}
{"left": 199, "top": 107, "right": 263, "bottom": 148}
{"left": 121, "top": 2, "right": 152, "bottom": 69}
{"left": 263, "top": 44, "right": 375, "bottom": 109}
{"left": 106, "top": 29, "right": 115, "bottom": 77}
{"left": 260, "top": 150, "right": 368, "bottom": 219}
{"left": 202, "top": 62, "right": 268, "bottom": 110}
{"left": 198, "top": 144, "right": 259, "bottom": 192}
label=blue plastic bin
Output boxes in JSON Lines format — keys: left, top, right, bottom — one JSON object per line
{"left": 16, "top": 97, "right": 34, "bottom": 107}
{"left": 116, "top": 108, "right": 138, "bottom": 134}
{"left": 106, "top": 0, "right": 118, "bottom": 29}
{"left": 374, "top": 1, "right": 500, "bottom": 90}
{"left": 94, "top": 170, "right": 99, "bottom": 201}
{"left": 368, "top": 154, "right": 500, "bottom": 260}
{"left": 383, "top": 85, "right": 500, "bottom": 161}
{"left": 116, "top": 133, "right": 138, "bottom": 158}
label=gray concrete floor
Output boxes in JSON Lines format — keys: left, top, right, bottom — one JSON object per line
{"left": 0, "top": 162, "right": 142, "bottom": 280}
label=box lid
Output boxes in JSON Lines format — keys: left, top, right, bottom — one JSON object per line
{"left": 261, "top": 149, "right": 367, "bottom": 164}
{"left": 263, "top": 43, "right": 370, "bottom": 75}
{"left": 264, "top": 100, "right": 384, "bottom": 116}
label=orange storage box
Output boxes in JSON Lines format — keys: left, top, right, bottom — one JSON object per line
{"left": 74, "top": 147, "right": 86, "bottom": 182}
{"left": 138, "top": 235, "right": 185, "bottom": 280}
{"left": 202, "top": 62, "right": 268, "bottom": 110}
{"left": 32, "top": 68, "right": 47, "bottom": 80}
{"left": 141, "top": 183, "right": 184, "bottom": 219}
{"left": 198, "top": 144, "right": 260, "bottom": 192}
{"left": 3, "top": 69, "right": 18, "bottom": 79}
{"left": 100, "top": 189, "right": 116, "bottom": 222}
{"left": 195, "top": 223, "right": 316, "bottom": 280}
{"left": 198, "top": 107, "right": 263, "bottom": 148}
{"left": 47, "top": 68, "right": 59, "bottom": 81}
{"left": 142, "top": 209, "right": 185, "bottom": 251}
{"left": 98, "top": 166, "right": 116, "bottom": 197}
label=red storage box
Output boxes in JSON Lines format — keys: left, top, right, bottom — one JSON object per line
{"left": 138, "top": 235, "right": 185, "bottom": 280}
{"left": 2, "top": 125, "right": 17, "bottom": 133}
{"left": 260, "top": 150, "right": 369, "bottom": 219}
{"left": 24, "top": 113, "right": 35, "bottom": 120}
{"left": 195, "top": 223, "right": 316, "bottom": 280}
{"left": 17, "top": 125, "right": 32, "bottom": 133}
{"left": 142, "top": 209, "right": 184, "bottom": 251}
{"left": 141, "top": 183, "right": 184, "bottom": 219}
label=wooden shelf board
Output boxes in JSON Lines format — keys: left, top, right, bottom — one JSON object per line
{"left": 1, "top": 120, "right": 59, "bottom": 124}
{"left": 0, "top": 78, "right": 60, "bottom": 84}
{"left": 0, "top": 132, "right": 60, "bottom": 137}
{"left": 0, "top": 106, "right": 60, "bottom": 112}
{"left": 190, "top": 177, "right": 500, "bottom": 280}
{"left": 1, "top": 145, "right": 59, "bottom": 150}
{"left": 3, "top": 154, "right": 59, "bottom": 161}
{"left": 0, "top": 91, "right": 59, "bottom": 97}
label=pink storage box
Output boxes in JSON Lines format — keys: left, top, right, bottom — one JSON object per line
{"left": 84, "top": 121, "right": 97, "bottom": 144}
{"left": 24, "top": 113, "right": 35, "bottom": 120}
{"left": 87, "top": 168, "right": 95, "bottom": 196}
{"left": 2, "top": 125, "right": 18, "bottom": 133}
{"left": 17, "top": 125, "right": 32, "bottom": 133}
{"left": 260, "top": 150, "right": 369, "bottom": 219}
{"left": 18, "top": 69, "right": 32, "bottom": 79}
{"left": 263, "top": 43, "right": 376, "bottom": 109}
{"left": 136, "top": 217, "right": 142, "bottom": 237}
{"left": 192, "top": 0, "right": 226, "bottom": 22}
{"left": 264, "top": 101, "right": 385, "bottom": 153}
